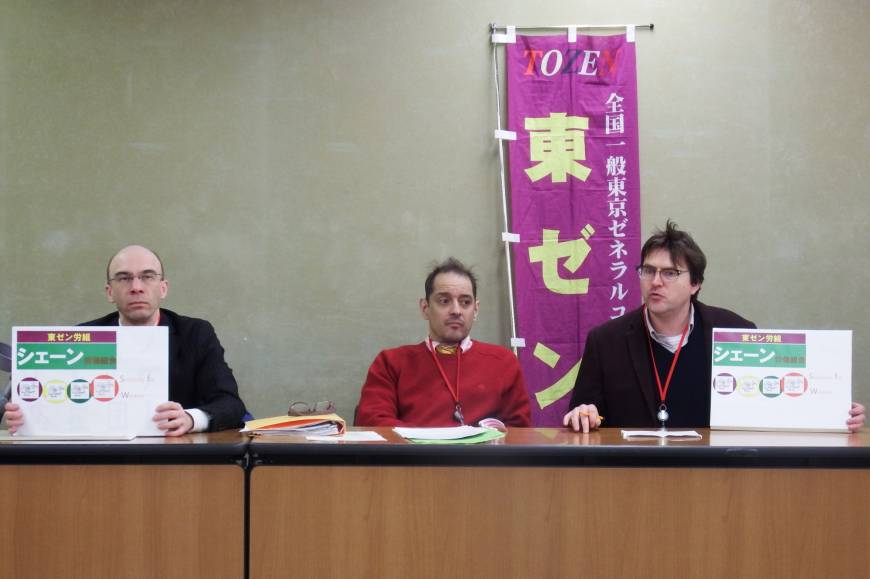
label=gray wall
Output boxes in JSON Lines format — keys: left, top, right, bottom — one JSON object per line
{"left": 1, "top": 0, "right": 868, "bottom": 420}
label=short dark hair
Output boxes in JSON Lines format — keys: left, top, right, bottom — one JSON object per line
{"left": 641, "top": 220, "right": 706, "bottom": 294}
{"left": 424, "top": 257, "right": 477, "bottom": 300}
{"left": 106, "top": 246, "right": 165, "bottom": 282}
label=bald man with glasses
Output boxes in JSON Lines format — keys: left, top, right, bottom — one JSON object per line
{"left": 563, "top": 221, "right": 865, "bottom": 433}
{"left": 4, "top": 245, "right": 247, "bottom": 436}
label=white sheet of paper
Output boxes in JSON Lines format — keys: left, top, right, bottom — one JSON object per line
{"left": 709, "top": 329, "right": 852, "bottom": 433}
{"left": 11, "top": 326, "right": 169, "bottom": 438}
{"left": 306, "top": 431, "right": 387, "bottom": 442}
{"left": 6, "top": 433, "right": 137, "bottom": 441}
{"left": 393, "top": 426, "right": 486, "bottom": 440}
{"left": 622, "top": 430, "right": 702, "bottom": 439}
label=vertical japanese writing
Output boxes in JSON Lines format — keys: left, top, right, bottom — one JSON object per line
{"left": 605, "top": 91, "right": 628, "bottom": 319}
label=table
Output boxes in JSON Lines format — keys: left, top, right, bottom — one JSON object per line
{"left": 0, "top": 431, "right": 247, "bottom": 579}
{"left": 248, "top": 428, "right": 870, "bottom": 579}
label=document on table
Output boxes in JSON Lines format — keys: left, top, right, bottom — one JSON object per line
{"left": 407, "top": 430, "right": 504, "bottom": 444}
{"left": 621, "top": 430, "right": 702, "bottom": 439}
{"left": 0, "top": 431, "right": 136, "bottom": 441}
{"left": 393, "top": 426, "right": 505, "bottom": 444}
{"left": 306, "top": 431, "right": 386, "bottom": 442}
{"left": 394, "top": 426, "right": 486, "bottom": 440}
{"left": 241, "top": 413, "right": 346, "bottom": 436}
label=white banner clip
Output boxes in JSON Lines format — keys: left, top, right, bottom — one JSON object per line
{"left": 491, "top": 25, "right": 516, "bottom": 44}
{"left": 494, "top": 129, "right": 517, "bottom": 141}
{"left": 510, "top": 337, "right": 526, "bottom": 348}
{"left": 567, "top": 26, "right": 577, "bottom": 43}
{"left": 501, "top": 232, "right": 520, "bottom": 243}
{"left": 626, "top": 24, "right": 636, "bottom": 43}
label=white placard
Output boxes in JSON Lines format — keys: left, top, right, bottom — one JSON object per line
{"left": 11, "top": 326, "right": 169, "bottom": 438}
{"left": 709, "top": 328, "right": 852, "bottom": 433}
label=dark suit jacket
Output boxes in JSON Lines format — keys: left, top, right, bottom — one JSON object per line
{"left": 82, "top": 309, "right": 246, "bottom": 431}
{"left": 569, "top": 301, "right": 756, "bottom": 427}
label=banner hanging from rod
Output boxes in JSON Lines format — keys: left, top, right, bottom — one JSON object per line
{"left": 501, "top": 29, "right": 643, "bottom": 425}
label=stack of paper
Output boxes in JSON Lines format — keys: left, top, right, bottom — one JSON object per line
{"left": 393, "top": 426, "right": 505, "bottom": 444}
{"left": 241, "top": 414, "right": 346, "bottom": 436}
{"left": 621, "top": 429, "right": 702, "bottom": 439}
{"left": 306, "top": 431, "right": 387, "bottom": 443}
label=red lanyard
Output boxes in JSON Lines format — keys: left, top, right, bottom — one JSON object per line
{"left": 427, "top": 338, "right": 463, "bottom": 422}
{"left": 643, "top": 306, "right": 689, "bottom": 406}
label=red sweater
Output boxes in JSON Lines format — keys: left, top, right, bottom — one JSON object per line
{"left": 355, "top": 341, "right": 531, "bottom": 427}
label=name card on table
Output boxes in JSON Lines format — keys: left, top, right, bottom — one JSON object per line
{"left": 11, "top": 326, "right": 168, "bottom": 438}
{"left": 709, "top": 329, "right": 851, "bottom": 433}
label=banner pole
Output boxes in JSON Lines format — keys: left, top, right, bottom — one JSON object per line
{"left": 490, "top": 25, "right": 519, "bottom": 355}
{"left": 491, "top": 23, "right": 653, "bottom": 32}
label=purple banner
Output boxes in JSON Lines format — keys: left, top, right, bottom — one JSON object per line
{"left": 506, "top": 34, "right": 642, "bottom": 425}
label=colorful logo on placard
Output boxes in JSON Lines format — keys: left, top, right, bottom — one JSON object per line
{"left": 713, "top": 373, "right": 737, "bottom": 395}
{"left": 737, "top": 375, "right": 760, "bottom": 397}
{"left": 91, "top": 375, "right": 119, "bottom": 401}
{"left": 17, "top": 378, "right": 42, "bottom": 401}
{"left": 782, "top": 373, "right": 808, "bottom": 397}
{"left": 68, "top": 379, "right": 92, "bottom": 403}
{"left": 760, "top": 375, "right": 781, "bottom": 398}
{"left": 43, "top": 379, "right": 68, "bottom": 404}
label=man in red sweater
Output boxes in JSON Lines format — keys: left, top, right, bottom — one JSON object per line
{"left": 355, "top": 258, "right": 531, "bottom": 427}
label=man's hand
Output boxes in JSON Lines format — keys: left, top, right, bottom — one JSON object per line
{"left": 847, "top": 402, "right": 865, "bottom": 433}
{"left": 563, "top": 404, "right": 602, "bottom": 433}
{"left": 4, "top": 403, "right": 24, "bottom": 434}
{"left": 153, "top": 402, "right": 194, "bottom": 437}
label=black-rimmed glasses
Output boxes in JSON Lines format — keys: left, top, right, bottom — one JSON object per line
{"left": 635, "top": 265, "right": 688, "bottom": 283}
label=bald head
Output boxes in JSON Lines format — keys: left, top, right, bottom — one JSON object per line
{"left": 105, "top": 245, "right": 168, "bottom": 326}
{"left": 106, "top": 245, "right": 164, "bottom": 282}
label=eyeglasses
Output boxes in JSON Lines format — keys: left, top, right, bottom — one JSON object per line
{"left": 636, "top": 265, "right": 688, "bottom": 283}
{"left": 108, "top": 272, "right": 164, "bottom": 285}
{"left": 288, "top": 400, "right": 336, "bottom": 416}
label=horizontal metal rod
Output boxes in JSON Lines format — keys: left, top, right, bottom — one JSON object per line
{"left": 491, "top": 23, "right": 654, "bottom": 31}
